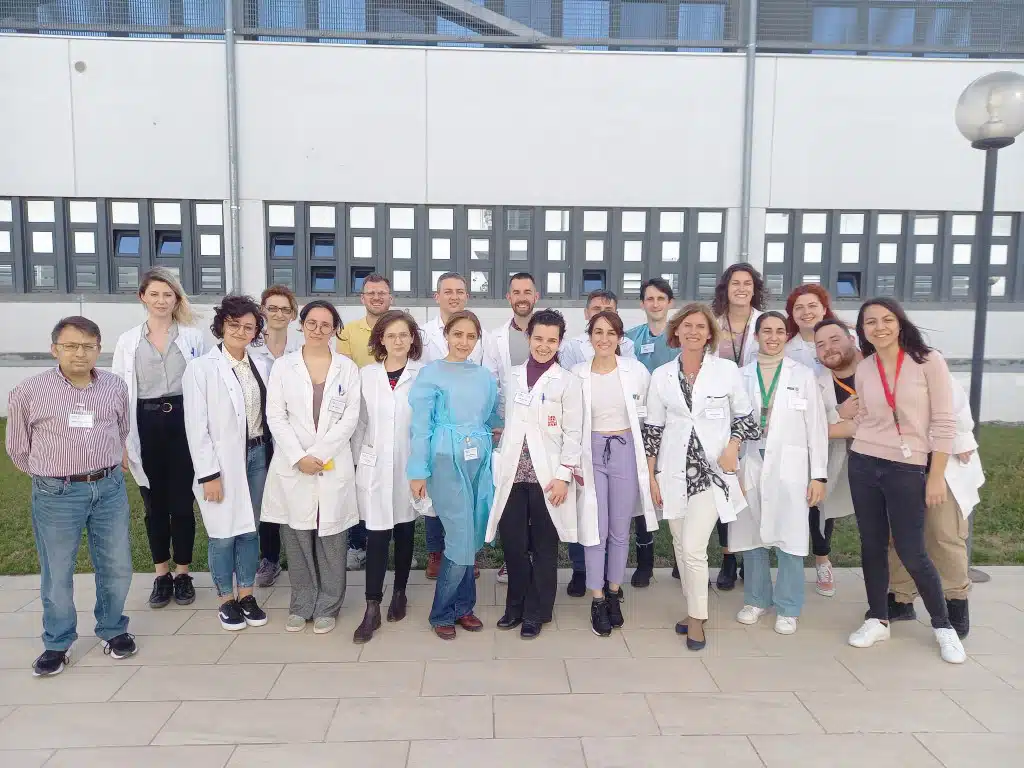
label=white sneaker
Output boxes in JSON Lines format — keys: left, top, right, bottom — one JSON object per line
{"left": 313, "top": 616, "right": 337, "bottom": 634}
{"left": 496, "top": 563, "right": 508, "bottom": 584}
{"left": 848, "top": 618, "right": 890, "bottom": 648}
{"left": 775, "top": 616, "right": 798, "bottom": 635}
{"left": 346, "top": 548, "right": 367, "bottom": 571}
{"left": 815, "top": 561, "right": 836, "bottom": 597}
{"left": 285, "top": 614, "right": 307, "bottom": 632}
{"left": 935, "top": 627, "right": 967, "bottom": 664}
{"left": 736, "top": 605, "right": 767, "bottom": 625}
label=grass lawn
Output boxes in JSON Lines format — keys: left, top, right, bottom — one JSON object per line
{"left": 1, "top": 418, "right": 1021, "bottom": 575}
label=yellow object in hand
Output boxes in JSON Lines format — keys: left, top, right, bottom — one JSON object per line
{"left": 322, "top": 459, "right": 334, "bottom": 471}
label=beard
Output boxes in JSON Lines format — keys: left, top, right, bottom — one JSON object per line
{"left": 823, "top": 347, "right": 857, "bottom": 371}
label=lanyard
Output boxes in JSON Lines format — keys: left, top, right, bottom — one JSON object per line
{"left": 875, "top": 349, "right": 905, "bottom": 436}
{"left": 726, "top": 314, "right": 750, "bottom": 366}
{"left": 756, "top": 363, "right": 783, "bottom": 430}
{"left": 832, "top": 374, "right": 856, "bottom": 398}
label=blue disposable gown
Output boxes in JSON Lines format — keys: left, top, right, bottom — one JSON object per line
{"left": 407, "top": 361, "right": 501, "bottom": 566}
{"left": 625, "top": 322, "right": 680, "bottom": 374}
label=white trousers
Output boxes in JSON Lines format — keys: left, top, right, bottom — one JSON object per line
{"left": 667, "top": 490, "right": 719, "bottom": 621}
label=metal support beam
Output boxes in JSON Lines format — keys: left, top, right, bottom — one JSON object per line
{"left": 739, "top": 0, "right": 758, "bottom": 260}
{"left": 224, "top": 0, "right": 242, "bottom": 292}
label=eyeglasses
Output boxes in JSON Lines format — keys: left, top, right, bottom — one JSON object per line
{"left": 55, "top": 343, "right": 98, "bottom": 353}
{"left": 362, "top": 291, "right": 391, "bottom": 299}
{"left": 383, "top": 332, "right": 412, "bottom": 343}
{"left": 303, "top": 320, "right": 335, "bottom": 334}
{"left": 225, "top": 321, "right": 257, "bottom": 335}
{"left": 264, "top": 306, "right": 292, "bottom": 315}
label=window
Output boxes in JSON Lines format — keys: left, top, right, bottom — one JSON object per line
{"left": 270, "top": 234, "right": 294, "bottom": 258}
{"left": 156, "top": 232, "right": 183, "bottom": 256}
{"left": 115, "top": 232, "right": 141, "bottom": 255}
{"left": 836, "top": 271, "right": 861, "bottom": 298}
{"left": 310, "top": 266, "right": 337, "bottom": 293}
{"left": 310, "top": 234, "right": 335, "bottom": 259}
{"left": 350, "top": 266, "right": 374, "bottom": 293}
{"left": 582, "top": 270, "right": 606, "bottom": 293}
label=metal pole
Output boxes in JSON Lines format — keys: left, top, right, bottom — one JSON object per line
{"left": 966, "top": 147, "right": 998, "bottom": 584}
{"left": 738, "top": 0, "right": 758, "bottom": 260}
{"left": 224, "top": 0, "right": 243, "bottom": 292}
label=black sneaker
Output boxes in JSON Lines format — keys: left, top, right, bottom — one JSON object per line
{"left": 149, "top": 573, "right": 173, "bottom": 609}
{"left": 102, "top": 633, "right": 137, "bottom": 660}
{"left": 864, "top": 593, "right": 917, "bottom": 622}
{"left": 566, "top": 571, "right": 587, "bottom": 598}
{"left": 604, "top": 585, "right": 624, "bottom": 629}
{"left": 591, "top": 598, "right": 612, "bottom": 637}
{"left": 630, "top": 568, "right": 653, "bottom": 589}
{"left": 173, "top": 573, "right": 196, "bottom": 606}
{"left": 947, "top": 598, "right": 969, "bottom": 638}
{"left": 219, "top": 599, "right": 247, "bottom": 631}
{"left": 32, "top": 649, "right": 69, "bottom": 677}
{"left": 238, "top": 595, "right": 268, "bottom": 627}
{"left": 716, "top": 554, "right": 738, "bottom": 591}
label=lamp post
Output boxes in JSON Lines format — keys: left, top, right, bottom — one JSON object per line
{"left": 954, "top": 71, "right": 1024, "bottom": 584}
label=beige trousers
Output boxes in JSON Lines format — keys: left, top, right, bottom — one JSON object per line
{"left": 890, "top": 485, "right": 970, "bottom": 603}
{"left": 667, "top": 490, "right": 720, "bottom": 621}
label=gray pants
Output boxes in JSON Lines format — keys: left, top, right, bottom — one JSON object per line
{"left": 281, "top": 527, "right": 347, "bottom": 620}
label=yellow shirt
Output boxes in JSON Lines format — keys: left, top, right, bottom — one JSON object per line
{"left": 336, "top": 317, "right": 375, "bottom": 368}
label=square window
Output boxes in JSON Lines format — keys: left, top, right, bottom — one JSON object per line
{"left": 309, "top": 205, "right": 336, "bottom": 229}
{"left": 877, "top": 243, "right": 898, "bottom": 264}
{"left": 661, "top": 241, "right": 680, "bottom": 262}
{"left": 268, "top": 204, "right": 295, "bottom": 228}
{"left": 429, "top": 208, "right": 454, "bottom": 230}
{"left": 952, "top": 214, "right": 976, "bottom": 236}
{"left": 953, "top": 244, "right": 972, "bottom": 265}
{"left": 310, "top": 234, "right": 335, "bottom": 259}
{"left": 74, "top": 263, "right": 98, "bottom": 289}
{"left": 111, "top": 201, "right": 139, "bottom": 227}
{"left": 201, "top": 266, "right": 222, "bottom": 292}
{"left": 200, "top": 234, "right": 221, "bottom": 257}
{"left": 915, "top": 243, "right": 934, "bottom": 264}
{"left": 951, "top": 275, "right": 970, "bottom": 298}
{"left": 545, "top": 210, "right": 570, "bottom": 232}
{"left": 877, "top": 213, "right": 903, "bottom": 235}
{"left": 33, "top": 264, "right": 56, "bottom": 288}
{"left": 766, "top": 274, "right": 785, "bottom": 296}
{"left": 0, "top": 264, "right": 12, "bottom": 287}
{"left": 661, "top": 273, "right": 679, "bottom": 293}
{"left": 310, "top": 266, "right": 337, "bottom": 293}
{"left": 836, "top": 271, "right": 861, "bottom": 298}
{"left": 623, "top": 241, "right": 643, "bottom": 262}
{"left": 69, "top": 200, "right": 97, "bottom": 224}
{"left": 153, "top": 202, "right": 181, "bottom": 226}
{"left": 993, "top": 215, "right": 1013, "bottom": 237}
{"left": 912, "top": 275, "right": 933, "bottom": 299}
{"left": 699, "top": 241, "right": 719, "bottom": 263}
{"left": 471, "top": 271, "right": 490, "bottom": 294}
{"left": 353, "top": 236, "right": 373, "bottom": 259}
{"left": 270, "top": 233, "right": 294, "bottom": 259}
{"left": 621, "top": 210, "right": 646, "bottom": 233}
{"left": 802, "top": 212, "right": 827, "bottom": 234}
{"left": 350, "top": 206, "right": 375, "bottom": 229}
{"left": 765, "top": 242, "right": 786, "bottom": 263}
{"left": 156, "top": 232, "right": 182, "bottom": 256}
{"left": 803, "top": 242, "right": 823, "bottom": 263}
{"left": 914, "top": 214, "right": 939, "bottom": 236}
{"left": 548, "top": 239, "right": 567, "bottom": 261}
{"left": 31, "top": 231, "right": 53, "bottom": 254}
{"left": 990, "top": 276, "right": 1006, "bottom": 297}
{"left": 390, "top": 207, "right": 414, "bottom": 230}
{"left": 841, "top": 242, "right": 860, "bottom": 263}
{"left": 585, "top": 240, "right": 604, "bottom": 261}
{"left": 271, "top": 267, "right": 293, "bottom": 288}
{"left": 350, "top": 266, "right": 374, "bottom": 293}
{"left": 27, "top": 200, "right": 55, "bottom": 223}
{"left": 698, "top": 211, "right": 723, "bottom": 234}
{"left": 547, "top": 272, "right": 565, "bottom": 293}
{"left": 659, "top": 211, "right": 685, "bottom": 233}
{"left": 583, "top": 210, "right": 608, "bottom": 232}
{"left": 0, "top": 231, "right": 10, "bottom": 253}
{"left": 393, "top": 270, "right": 412, "bottom": 292}
{"left": 991, "top": 244, "right": 1008, "bottom": 266}
{"left": 471, "top": 238, "right": 490, "bottom": 260}
{"left": 393, "top": 237, "right": 412, "bottom": 260}
{"left": 431, "top": 238, "right": 451, "bottom": 260}
{"left": 508, "top": 239, "right": 529, "bottom": 260}
{"left": 839, "top": 213, "right": 864, "bottom": 235}
{"left": 876, "top": 275, "right": 897, "bottom": 297}
{"left": 582, "top": 270, "right": 606, "bottom": 293}
{"left": 195, "top": 203, "right": 223, "bottom": 226}
{"left": 0, "top": 199, "right": 12, "bottom": 222}
{"left": 468, "top": 209, "right": 493, "bottom": 231}
{"left": 623, "top": 272, "right": 642, "bottom": 294}
{"left": 506, "top": 209, "right": 532, "bottom": 232}
{"left": 697, "top": 273, "right": 717, "bottom": 298}
{"left": 765, "top": 212, "right": 790, "bottom": 234}
{"left": 162, "top": 266, "right": 181, "bottom": 280}
{"left": 117, "top": 265, "right": 139, "bottom": 289}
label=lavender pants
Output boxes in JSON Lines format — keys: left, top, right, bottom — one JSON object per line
{"left": 584, "top": 431, "right": 639, "bottom": 592}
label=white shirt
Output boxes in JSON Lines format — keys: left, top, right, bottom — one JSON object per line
{"left": 590, "top": 369, "right": 630, "bottom": 432}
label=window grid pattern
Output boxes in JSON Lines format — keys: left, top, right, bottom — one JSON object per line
{"left": 0, "top": 198, "right": 15, "bottom": 292}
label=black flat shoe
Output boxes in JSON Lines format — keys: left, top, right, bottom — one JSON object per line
{"left": 520, "top": 620, "right": 542, "bottom": 639}
{"left": 685, "top": 620, "right": 707, "bottom": 651}
{"left": 496, "top": 612, "right": 523, "bottom": 630}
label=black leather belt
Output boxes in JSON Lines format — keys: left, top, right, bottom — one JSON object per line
{"left": 140, "top": 395, "right": 183, "bottom": 413}
{"left": 56, "top": 465, "right": 118, "bottom": 483}
{"left": 247, "top": 435, "right": 268, "bottom": 449}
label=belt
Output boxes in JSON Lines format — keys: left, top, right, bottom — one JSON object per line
{"left": 140, "top": 395, "right": 183, "bottom": 413}
{"left": 247, "top": 435, "right": 268, "bottom": 449}
{"left": 53, "top": 465, "right": 118, "bottom": 484}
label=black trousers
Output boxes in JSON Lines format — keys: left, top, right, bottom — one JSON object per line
{"left": 847, "top": 451, "right": 951, "bottom": 629}
{"left": 716, "top": 519, "right": 729, "bottom": 549}
{"left": 808, "top": 506, "right": 835, "bottom": 558}
{"left": 499, "top": 482, "right": 559, "bottom": 623}
{"left": 137, "top": 396, "right": 196, "bottom": 566}
{"left": 365, "top": 521, "right": 415, "bottom": 602}
{"left": 633, "top": 514, "right": 655, "bottom": 547}
{"left": 259, "top": 522, "right": 282, "bottom": 564}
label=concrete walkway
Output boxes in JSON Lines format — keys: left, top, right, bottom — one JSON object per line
{"left": 0, "top": 566, "right": 1022, "bottom": 767}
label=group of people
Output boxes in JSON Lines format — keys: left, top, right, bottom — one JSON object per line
{"left": 7, "top": 262, "right": 985, "bottom": 678}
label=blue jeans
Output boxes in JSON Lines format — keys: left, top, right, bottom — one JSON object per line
{"left": 425, "top": 515, "right": 445, "bottom": 554}
{"left": 30, "top": 467, "right": 133, "bottom": 651}
{"left": 742, "top": 546, "right": 805, "bottom": 618}
{"left": 568, "top": 542, "right": 585, "bottom": 573}
{"left": 208, "top": 444, "right": 265, "bottom": 597}
{"left": 429, "top": 555, "right": 476, "bottom": 626}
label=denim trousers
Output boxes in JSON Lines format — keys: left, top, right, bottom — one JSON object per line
{"left": 425, "top": 515, "right": 445, "bottom": 554}
{"left": 208, "top": 444, "right": 266, "bottom": 597}
{"left": 429, "top": 555, "right": 476, "bottom": 626}
{"left": 742, "top": 547, "right": 806, "bottom": 618}
{"left": 30, "top": 467, "right": 133, "bottom": 651}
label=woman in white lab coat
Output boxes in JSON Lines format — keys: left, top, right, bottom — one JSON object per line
{"left": 112, "top": 267, "right": 205, "bottom": 610}
{"left": 182, "top": 295, "right": 271, "bottom": 632}
{"left": 730, "top": 311, "right": 829, "bottom": 636}
{"left": 783, "top": 283, "right": 839, "bottom": 375}
{"left": 488, "top": 309, "right": 584, "bottom": 640}
{"left": 644, "top": 303, "right": 761, "bottom": 651}
{"left": 572, "top": 311, "right": 656, "bottom": 638}
{"left": 709, "top": 263, "right": 767, "bottom": 589}
{"left": 263, "top": 300, "right": 361, "bottom": 635}
{"left": 351, "top": 310, "right": 427, "bottom": 644}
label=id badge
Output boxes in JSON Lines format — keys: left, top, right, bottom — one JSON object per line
{"left": 789, "top": 395, "right": 808, "bottom": 411}
{"left": 900, "top": 442, "right": 913, "bottom": 459}
{"left": 358, "top": 451, "right": 377, "bottom": 467}
{"left": 328, "top": 396, "right": 346, "bottom": 414}
{"left": 464, "top": 446, "right": 479, "bottom": 461}
{"left": 635, "top": 405, "right": 648, "bottom": 418}
{"left": 68, "top": 404, "right": 94, "bottom": 429}
{"left": 704, "top": 407, "right": 726, "bottom": 420}
{"left": 514, "top": 391, "right": 533, "bottom": 406}
{"left": 640, "top": 343, "right": 655, "bottom": 355}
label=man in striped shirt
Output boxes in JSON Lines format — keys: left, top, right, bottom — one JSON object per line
{"left": 6, "top": 316, "right": 138, "bottom": 676}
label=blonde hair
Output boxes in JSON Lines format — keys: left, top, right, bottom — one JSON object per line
{"left": 138, "top": 267, "right": 195, "bottom": 326}
{"left": 666, "top": 302, "right": 720, "bottom": 351}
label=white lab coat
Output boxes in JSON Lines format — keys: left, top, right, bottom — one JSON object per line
{"left": 784, "top": 335, "right": 824, "bottom": 376}
{"left": 482, "top": 319, "right": 528, "bottom": 419}
{"left": 730, "top": 358, "right": 829, "bottom": 557}
{"left": 713, "top": 309, "right": 762, "bottom": 369}
{"left": 351, "top": 360, "right": 432, "bottom": 530}
{"left": 557, "top": 332, "right": 636, "bottom": 371}
{"left": 573, "top": 357, "right": 657, "bottom": 544}
{"left": 646, "top": 355, "right": 752, "bottom": 524}
{"left": 945, "top": 376, "right": 985, "bottom": 518}
{"left": 248, "top": 329, "right": 303, "bottom": 370}
{"left": 420, "top": 315, "right": 486, "bottom": 365}
{"left": 487, "top": 364, "right": 584, "bottom": 544}
{"left": 111, "top": 322, "right": 206, "bottom": 488}
{"left": 181, "top": 347, "right": 271, "bottom": 539}
{"left": 261, "top": 350, "right": 361, "bottom": 537}
{"left": 816, "top": 368, "right": 856, "bottom": 524}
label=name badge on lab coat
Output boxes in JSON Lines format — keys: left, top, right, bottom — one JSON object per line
{"left": 328, "top": 396, "right": 346, "bottom": 414}
{"left": 635, "top": 405, "right": 648, "bottom": 418}
{"left": 514, "top": 392, "right": 533, "bottom": 406}
{"left": 640, "top": 343, "right": 655, "bottom": 354}
{"left": 68, "top": 404, "right": 94, "bottom": 429}
{"left": 788, "top": 394, "right": 808, "bottom": 411}
{"left": 464, "top": 446, "right": 479, "bottom": 461}
{"left": 358, "top": 451, "right": 377, "bottom": 467}
{"left": 704, "top": 407, "right": 726, "bottom": 419}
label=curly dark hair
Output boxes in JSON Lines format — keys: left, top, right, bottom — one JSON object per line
{"left": 527, "top": 308, "right": 567, "bottom": 340}
{"left": 711, "top": 263, "right": 768, "bottom": 317}
{"left": 211, "top": 294, "right": 265, "bottom": 345}
{"left": 368, "top": 310, "right": 423, "bottom": 363}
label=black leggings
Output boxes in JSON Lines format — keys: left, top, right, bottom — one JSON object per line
{"left": 808, "top": 506, "right": 835, "bottom": 558}
{"left": 364, "top": 521, "right": 415, "bottom": 602}
{"left": 259, "top": 522, "right": 281, "bottom": 564}
{"left": 716, "top": 519, "right": 729, "bottom": 549}
{"left": 138, "top": 397, "right": 195, "bottom": 565}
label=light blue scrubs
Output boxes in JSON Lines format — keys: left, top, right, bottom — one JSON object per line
{"left": 625, "top": 323, "right": 680, "bottom": 374}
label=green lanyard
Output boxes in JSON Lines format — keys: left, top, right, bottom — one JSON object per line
{"left": 756, "top": 363, "right": 783, "bottom": 430}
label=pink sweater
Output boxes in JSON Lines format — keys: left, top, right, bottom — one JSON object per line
{"left": 852, "top": 351, "right": 955, "bottom": 466}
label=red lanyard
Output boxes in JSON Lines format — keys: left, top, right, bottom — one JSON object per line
{"left": 875, "top": 349, "right": 905, "bottom": 436}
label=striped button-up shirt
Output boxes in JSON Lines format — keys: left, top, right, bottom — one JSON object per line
{"left": 6, "top": 367, "right": 130, "bottom": 477}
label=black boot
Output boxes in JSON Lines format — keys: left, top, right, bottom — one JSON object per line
{"left": 352, "top": 600, "right": 381, "bottom": 644}
{"left": 387, "top": 589, "right": 407, "bottom": 623}
{"left": 590, "top": 598, "right": 612, "bottom": 637}
{"left": 566, "top": 571, "right": 587, "bottom": 598}
{"left": 631, "top": 543, "right": 655, "bottom": 589}
{"left": 716, "top": 554, "right": 738, "bottom": 591}
{"left": 604, "top": 586, "right": 624, "bottom": 629}
{"left": 947, "top": 598, "right": 969, "bottom": 638}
